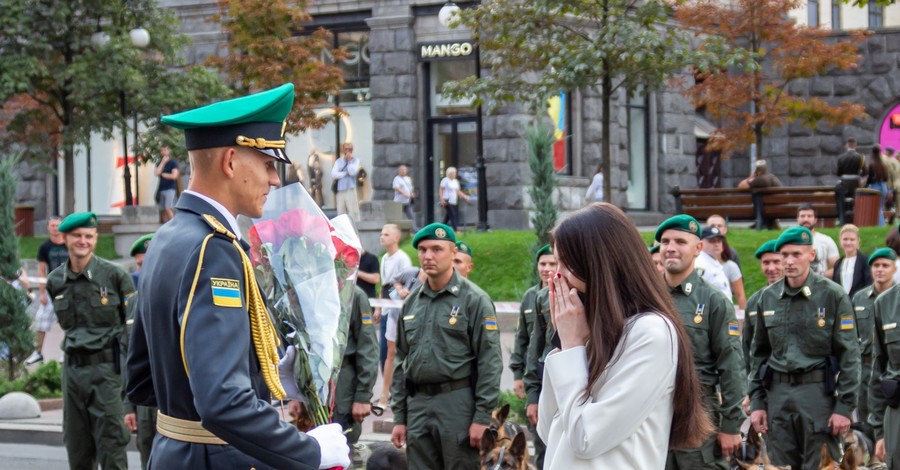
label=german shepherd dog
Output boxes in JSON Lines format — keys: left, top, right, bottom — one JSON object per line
{"left": 490, "top": 404, "right": 523, "bottom": 444}
{"left": 732, "top": 431, "right": 791, "bottom": 470}
{"left": 366, "top": 442, "right": 408, "bottom": 470}
{"left": 817, "top": 442, "right": 859, "bottom": 470}
{"left": 480, "top": 429, "right": 534, "bottom": 470}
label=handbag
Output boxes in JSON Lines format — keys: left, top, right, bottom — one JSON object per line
{"left": 332, "top": 159, "right": 347, "bottom": 194}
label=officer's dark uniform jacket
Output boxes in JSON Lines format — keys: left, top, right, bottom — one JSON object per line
{"left": 743, "top": 289, "right": 764, "bottom": 375}
{"left": 749, "top": 272, "right": 860, "bottom": 417}
{"left": 523, "top": 287, "right": 551, "bottom": 406}
{"left": 869, "top": 284, "right": 900, "bottom": 442}
{"left": 510, "top": 284, "right": 540, "bottom": 382}
{"left": 126, "top": 193, "right": 321, "bottom": 469}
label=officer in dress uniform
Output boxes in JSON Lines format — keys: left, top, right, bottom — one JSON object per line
{"left": 125, "top": 84, "right": 348, "bottom": 470}
{"left": 47, "top": 211, "right": 135, "bottom": 470}
{"left": 124, "top": 233, "right": 157, "bottom": 470}
{"left": 869, "top": 249, "right": 900, "bottom": 466}
{"left": 749, "top": 226, "right": 860, "bottom": 470}
{"left": 853, "top": 247, "right": 897, "bottom": 441}
{"left": 657, "top": 215, "right": 745, "bottom": 469}
{"left": 333, "top": 285, "right": 379, "bottom": 444}
{"left": 510, "top": 244, "right": 556, "bottom": 469}
{"left": 390, "top": 223, "right": 502, "bottom": 470}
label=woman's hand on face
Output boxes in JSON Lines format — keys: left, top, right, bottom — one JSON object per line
{"left": 550, "top": 273, "right": 590, "bottom": 350}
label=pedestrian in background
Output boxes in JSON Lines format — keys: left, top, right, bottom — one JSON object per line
{"left": 333, "top": 142, "right": 361, "bottom": 221}
{"left": 440, "top": 166, "right": 469, "bottom": 231}
{"left": 26, "top": 216, "right": 67, "bottom": 365}
{"left": 377, "top": 224, "right": 411, "bottom": 404}
{"left": 539, "top": 204, "right": 713, "bottom": 468}
{"left": 154, "top": 146, "right": 180, "bottom": 223}
{"left": 831, "top": 224, "right": 872, "bottom": 299}
{"left": 393, "top": 165, "right": 418, "bottom": 231}
{"left": 867, "top": 145, "right": 890, "bottom": 226}
{"left": 584, "top": 165, "right": 603, "bottom": 204}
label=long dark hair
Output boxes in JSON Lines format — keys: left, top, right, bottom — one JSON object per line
{"left": 870, "top": 145, "right": 888, "bottom": 182}
{"left": 551, "top": 203, "right": 714, "bottom": 449}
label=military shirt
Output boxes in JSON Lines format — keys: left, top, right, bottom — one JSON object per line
{"left": 510, "top": 284, "right": 541, "bottom": 381}
{"left": 668, "top": 270, "right": 745, "bottom": 434}
{"left": 341, "top": 286, "right": 379, "bottom": 403}
{"left": 391, "top": 270, "right": 502, "bottom": 426}
{"left": 523, "top": 287, "right": 551, "bottom": 405}
{"left": 869, "top": 284, "right": 900, "bottom": 439}
{"left": 47, "top": 255, "right": 135, "bottom": 354}
{"left": 853, "top": 285, "right": 885, "bottom": 358}
{"left": 743, "top": 288, "right": 764, "bottom": 375}
{"left": 749, "top": 272, "right": 861, "bottom": 418}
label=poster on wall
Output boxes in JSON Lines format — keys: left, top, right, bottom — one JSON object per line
{"left": 458, "top": 166, "right": 478, "bottom": 201}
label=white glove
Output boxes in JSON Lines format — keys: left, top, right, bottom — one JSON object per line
{"left": 277, "top": 346, "right": 303, "bottom": 401}
{"left": 307, "top": 423, "right": 351, "bottom": 469}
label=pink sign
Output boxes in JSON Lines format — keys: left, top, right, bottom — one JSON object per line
{"left": 879, "top": 103, "right": 900, "bottom": 151}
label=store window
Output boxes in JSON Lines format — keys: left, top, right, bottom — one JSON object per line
{"left": 626, "top": 91, "right": 649, "bottom": 210}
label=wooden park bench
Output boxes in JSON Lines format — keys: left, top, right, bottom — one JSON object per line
{"left": 671, "top": 185, "right": 854, "bottom": 229}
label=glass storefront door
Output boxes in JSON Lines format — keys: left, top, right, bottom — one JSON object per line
{"left": 425, "top": 117, "right": 478, "bottom": 226}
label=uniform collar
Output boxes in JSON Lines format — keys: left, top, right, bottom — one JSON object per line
{"left": 779, "top": 271, "right": 815, "bottom": 298}
{"left": 669, "top": 269, "right": 701, "bottom": 295}
{"left": 422, "top": 270, "right": 464, "bottom": 298}
{"left": 66, "top": 255, "right": 98, "bottom": 281}
{"left": 178, "top": 190, "right": 242, "bottom": 240}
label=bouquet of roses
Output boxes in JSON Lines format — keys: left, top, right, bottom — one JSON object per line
{"left": 244, "top": 183, "right": 361, "bottom": 427}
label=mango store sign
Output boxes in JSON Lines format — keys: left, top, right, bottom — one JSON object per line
{"left": 419, "top": 41, "right": 475, "bottom": 61}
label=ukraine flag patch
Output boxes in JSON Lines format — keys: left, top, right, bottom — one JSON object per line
{"left": 728, "top": 321, "right": 740, "bottom": 336}
{"left": 362, "top": 312, "right": 373, "bottom": 325}
{"left": 840, "top": 315, "right": 854, "bottom": 330}
{"left": 485, "top": 316, "right": 498, "bottom": 331}
{"left": 211, "top": 278, "right": 242, "bottom": 308}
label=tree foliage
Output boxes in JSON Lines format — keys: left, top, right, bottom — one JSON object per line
{"left": 526, "top": 119, "right": 557, "bottom": 251}
{"left": 675, "top": 0, "right": 868, "bottom": 155}
{"left": 0, "top": 0, "right": 229, "bottom": 212}
{"left": 444, "top": 0, "right": 733, "bottom": 205}
{"left": 208, "top": 0, "right": 346, "bottom": 135}
{"left": 0, "top": 154, "right": 33, "bottom": 380}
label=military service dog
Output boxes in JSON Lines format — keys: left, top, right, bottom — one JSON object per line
{"left": 732, "top": 431, "right": 790, "bottom": 470}
{"left": 480, "top": 429, "right": 533, "bottom": 470}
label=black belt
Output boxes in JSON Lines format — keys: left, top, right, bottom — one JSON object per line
{"left": 772, "top": 369, "right": 825, "bottom": 385}
{"left": 413, "top": 378, "right": 470, "bottom": 396}
{"left": 67, "top": 348, "right": 116, "bottom": 367}
{"left": 863, "top": 354, "right": 874, "bottom": 366}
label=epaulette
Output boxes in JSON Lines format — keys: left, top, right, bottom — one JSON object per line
{"left": 201, "top": 214, "right": 237, "bottom": 240}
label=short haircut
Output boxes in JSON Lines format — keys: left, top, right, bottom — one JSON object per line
{"left": 797, "top": 203, "right": 816, "bottom": 217}
{"left": 706, "top": 214, "right": 725, "bottom": 225}
{"left": 48, "top": 215, "right": 62, "bottom": 221}
{"left": 382, "top": 223, "right": 402, "bottom": 236}
{"left": 839, "top": 224, "right": 859, "bottom": 238}
{"left": 847, "top": 137, "right": 857, "bottom": 147}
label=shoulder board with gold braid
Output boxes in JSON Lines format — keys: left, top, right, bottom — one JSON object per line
{"left": 201, "top": 214, "right": 237, "bottom": 240}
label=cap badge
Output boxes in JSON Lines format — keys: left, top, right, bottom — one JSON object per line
{"left": 436, "top": 227, "right": 447, "bottom": 239}
{"left": 689, "top": 221, "right": 698, "bottom": 232}
{"left": 801, "top": 232, "right": 810, "bottom": 243}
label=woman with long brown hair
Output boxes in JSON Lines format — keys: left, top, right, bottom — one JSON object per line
{"left": 537, "top": 203, "right": 713, "bottom": 468}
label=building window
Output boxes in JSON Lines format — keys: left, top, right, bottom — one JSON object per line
{"left": 870, "top": 4, "right": 883, "bottom": 29}
{"left": 808, "top": 0, "right": 819, "bottom": 26}
{"left": 626, "top": 91, "right": 650, "bottom": 210}
{"left": 832, "top": 3, "right": 841, "bottom": 30}
{"left": 546, "top": 92, "right": 573, "bottom": 175}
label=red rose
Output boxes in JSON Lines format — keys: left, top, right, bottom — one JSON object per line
{"left": 278, "top": 209, "right": 331, "bottom": 243}
{"left": 248, "top": 219, "right": 278, "bottom": 265}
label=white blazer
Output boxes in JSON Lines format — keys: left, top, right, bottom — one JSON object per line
{"left": 537, "top": 313, "right": 677, "bottom": 469}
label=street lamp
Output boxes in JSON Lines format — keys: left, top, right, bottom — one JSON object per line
{"left": 438, "top": 2, "right": 461, "bottom": 28}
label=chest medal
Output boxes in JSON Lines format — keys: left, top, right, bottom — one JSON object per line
{"left": 694, "top": 304, "right": 704, "bottom": 324}
{"left": 100, "top": 287, "right": 109, "bottom": 305}
{"left": 449, "top": 305, "right": 460, "bottom": 325}
{"left": 817, "top": 307, "right": 825, "bottom": 328}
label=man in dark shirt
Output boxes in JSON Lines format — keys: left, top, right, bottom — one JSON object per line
{"left": 356, "top": 248, "right": 380, "bottom": 299}
{"left": 26, "top": 216, "right": 69, "bottom": 365}
{"left": 836, "top": 137, "right": 865, "bottom": 180}
{"left": 154, "top": 146, "right": 180, "bottom": 223}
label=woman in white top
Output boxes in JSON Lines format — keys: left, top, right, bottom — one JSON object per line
{"left": 700, "top": 226, "right": 747, "bottom": 309}
{"left": 831, "top": 224, "right": 871, "bottom": 299}
{"left": 439, "top": 166, "right": 470, "bottom": 231}
{"left": 583, "top": 165, "right": 603, "bottom": 204}
{"left": 539, "top": 203, "right": 713, "bottom": 469}
{"left": 392, "top": 165, "right": 418, "bottom": 231}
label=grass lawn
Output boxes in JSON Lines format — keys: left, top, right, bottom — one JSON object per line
{"left": 19, "top": 234, "right": 118, "bottom": 262}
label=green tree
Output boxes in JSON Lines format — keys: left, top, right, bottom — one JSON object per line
{"left": 208, "top": 0, "right": 346, "bottom": 134}
{"left": 443, "top": 0, "right": 731, "bottom": 206}
{"left": 526, "top": 120, "right": 557, "bottom": 250}
{"left": 0, "top": 155, "right": 33, "bottom": 380}
{"left": 0, "top": 0, "right": 229, "bottom": 212}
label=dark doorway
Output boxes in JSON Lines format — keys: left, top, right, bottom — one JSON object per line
{"left": 425, "top": 116, "right": 478, "bottom": 225}
{"left": 696, "top": 139, "right": 721, "bottom": 189}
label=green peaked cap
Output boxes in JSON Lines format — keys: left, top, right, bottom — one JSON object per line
{"left": 456, "top": 241, "right": 473, "bottom": 257}
{"left": 655, "top": 214, "right": 702, "bottom": 242}
{"left": 58, "top": 212, "right": 98, "bottom": 233}
{"left": 754, "top": 240, "right": 778, "bottom": 259}
{"left": 774, "top": 226, "right": 813, "bottom": 251}
{"left": 130, "top": 233, "right": 154, "bottom": 256}
{"left": 412, "top": 223, "right": 456, "bottom": 248}
{"left": 869, "top": 247, "right": 898, "bottom": 266}
{"left": 161, "top": 83, "right": 294, "bottom": 164}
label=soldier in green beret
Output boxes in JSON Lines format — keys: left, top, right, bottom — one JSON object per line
{"left": 742, "top": 240, "right": 783, "bottom": 374}
{"left": 511, "top": 244, "right": 556, "bottom": 469}
{"left": 749, "top": 226, "right": 860, "bottom": 469}
{"left": 391, "top": 223, "right": 502, "bottom": 469}
{"left": 650, "top": 242, "right": 664, "bottom": 275}
{"left": 869, "top": 248, "right": 900, "bottom": 466}
{"left": 657, "top": 214, "right": 744, "bottom": 469}
{"left": 854, "top": 247, "right": 897, "bottom": 442}
{"left": 333, "top": 285, "right": 379, "bottom": 445}
{"left": 453, "top": 241, "right": 475, "bottom": 278}
{"left": 46, "top": 211, "right": 136, "bottom": 469}
{"left": 123, "top": 233, "right": 155, "bottom": 469}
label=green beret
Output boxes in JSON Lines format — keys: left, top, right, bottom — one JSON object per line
{"left": 412, "top": 223, "right": 456, "bottom": 248}
{"left": 649, "top": 243, "right": 660, "bottom": 254}
{"left": 535, "top": 244, "right": 552, "bottom": 263}
{"left": 774, "top": 226, "right": 813, "bottom": 251}
{"left": 754, "top": 240, "right": 779, "bottom": 259}
{"left": 456, "top": 241, "right": 473, "bottom": 257}
{"left": 161, "top": 83, "right": 294, "bottom": 164}
{"left": 58, "top": 212, "right": 98, "bottom": 233}
{"left": 654, "top": 214, "right": 702, "bottom": 242}
{"left": 130, "top": 233, "right": 154, "bottom": 257}
{"left": 869, "top": 247, "right": 898, "bottom": 266}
